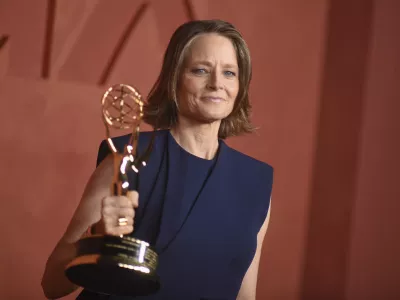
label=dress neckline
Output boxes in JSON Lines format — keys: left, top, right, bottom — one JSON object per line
{"left": 167, "top": 130, "right": 218, "bottom": 163}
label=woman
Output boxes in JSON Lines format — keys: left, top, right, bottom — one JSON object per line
{"left": 41, "top": 19, "right": 273, "bottom": 300}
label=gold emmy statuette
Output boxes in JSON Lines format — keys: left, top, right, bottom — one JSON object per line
{"left": 65, "top": 84, "right": 159, "bottom": 297}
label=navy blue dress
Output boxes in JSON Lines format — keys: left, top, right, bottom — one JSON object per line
{"left": 78, "top": 130, "right": 273, "bottom": 300}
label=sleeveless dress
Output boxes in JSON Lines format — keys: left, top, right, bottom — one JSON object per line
{"left": 77, "top": 130, "right": 273, "bottom": 300}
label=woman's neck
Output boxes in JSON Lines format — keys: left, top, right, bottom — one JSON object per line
{"left": 170, "top": 117, "right": 220, "bottom": 160}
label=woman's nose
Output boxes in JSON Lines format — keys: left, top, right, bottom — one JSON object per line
{"left": 206, "top": 71, "right": 223, "bottom": 90}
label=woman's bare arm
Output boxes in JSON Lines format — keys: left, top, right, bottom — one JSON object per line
{"left": 41, "top": 155, "right": 113, "bottom": 299}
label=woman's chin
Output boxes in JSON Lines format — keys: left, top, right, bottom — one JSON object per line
{"left": 199, "top": 113, "right": 229, "bottom": 124}
{"left": 179, "top": 109, "right": 231, "bottom": 125}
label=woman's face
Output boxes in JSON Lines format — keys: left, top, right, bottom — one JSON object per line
{"left": 176, "top": 33, "right": 239, "bottom": 125}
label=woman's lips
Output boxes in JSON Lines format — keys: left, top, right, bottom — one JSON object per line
{"left": 202, "top": 96, "right": 224, "bottom": 103}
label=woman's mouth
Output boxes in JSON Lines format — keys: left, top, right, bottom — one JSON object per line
{"left": 202, "top": 96, "right": 224, "bottom": 103}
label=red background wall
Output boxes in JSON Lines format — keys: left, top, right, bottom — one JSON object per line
{"left": 0, "top": 0, "right": 399, "bottom": 299}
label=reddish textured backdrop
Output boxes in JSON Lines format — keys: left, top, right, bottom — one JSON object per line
{"left": 0, "top": 0, "right": 399, "bottom": 299}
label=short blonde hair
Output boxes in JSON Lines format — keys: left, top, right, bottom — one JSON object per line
{"left": 143, "top": 19, "right": 254, "bottom": 139}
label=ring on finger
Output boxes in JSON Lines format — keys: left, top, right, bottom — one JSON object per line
{"left": 118, "top": 217, "right": 128, "bottom": 227}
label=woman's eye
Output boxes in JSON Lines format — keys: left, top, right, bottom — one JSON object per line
{"left": 224, "top": 71, "right": 236, "bottom": 77}
{"left": 191, "top": 68, "right": 207, "bottom": 75}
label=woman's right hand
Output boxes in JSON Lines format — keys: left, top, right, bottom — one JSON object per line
{"left": 99, "top": 191, "right": 139, "bottom": 236}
